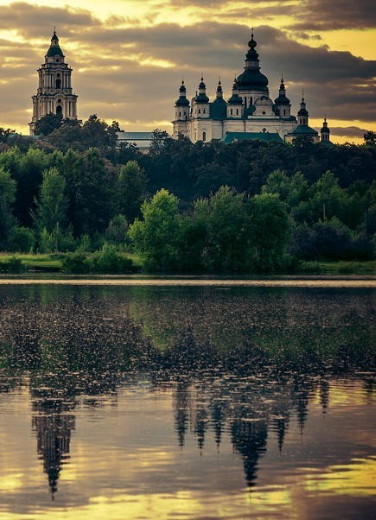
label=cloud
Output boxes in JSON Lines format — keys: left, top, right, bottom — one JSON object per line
{"left": 328, "top": 126, "right": 370, "bottom": 138}
{"left": 290, "top": 0, "right": 376, "bottom": 30}
{"left": 0, "top": 2, "right": 99, "bottom": 36}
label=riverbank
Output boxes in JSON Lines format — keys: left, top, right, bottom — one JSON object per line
{"left": 0, "top": 252, "right": 375, "bottom": 276}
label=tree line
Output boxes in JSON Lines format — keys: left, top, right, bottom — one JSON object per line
{"left": 0, "top": 117, "right": 375, "bottom": 272}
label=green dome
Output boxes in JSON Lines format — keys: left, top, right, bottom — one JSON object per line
{"left": 46, "top": 31, "right": 64, "bottom": 58}
{"left": 290, "top": 125, "right": 318, "bottom": 136}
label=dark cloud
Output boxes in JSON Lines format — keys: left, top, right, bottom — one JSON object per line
{"left": 0, "top": 2, "right": 99, "bottom": 36}
{"left": 328, "top": 126, "right": 370, "bottom": 138}
{"left": 290, "top": 0, "right": 376, "bottom": 30}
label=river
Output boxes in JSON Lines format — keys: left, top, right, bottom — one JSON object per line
{"left": 0, "top": 281, "right": 375, "bottom": 519}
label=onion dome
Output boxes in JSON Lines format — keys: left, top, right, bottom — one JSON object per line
{"left": 175, "top": 80, "right": 189, "bottom": 107}
{"left": 46, "top": 30, "right": 64, "bottom": 58}
{"left": 274, "top": 79, "right": 290, "bottom": 105}
{"left": 236, "top": 31, "right": 269, "bottom": 91}
{"left": 290, "top": 125, "right": 318, "bottom": 136}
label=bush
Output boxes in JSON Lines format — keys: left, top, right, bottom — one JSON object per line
{"left": 88, "top": 243, "right": 135, "bottom": 273}
{"left": 0, "top": 256, "right": 25, "bottom": 273}
{"left": 8, "top": 227, "right": 35, "bottom": 252}
{"left": 62, "top": 252, "right": 90, "bottom": 273}
{"left": 62, "top": 244, "right": 136, "bottom": 273}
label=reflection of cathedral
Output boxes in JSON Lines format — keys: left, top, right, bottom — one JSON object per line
{"left": 31, "top": 375, "right": 76, "bottom": 497}
{"left": 173, "top": 33, "right": 330, "bottom": 144}
{"left": 30, "top": 31, "right": 78, "bottom": 135}
{"left": 32, "top": 408, "right": 75, "bottom": 496}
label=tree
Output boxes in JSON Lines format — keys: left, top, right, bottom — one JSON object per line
{"left": 13, "top": 147, "right": 48, "bottom": 227}
{"left": 33, "top": 167, "right": 67, "bottom": 239}
{"left": 0, "top": 127, "right": 17, "bottom": 143}
{"left": 262, "top": 170, "right": 309, "bottom": 210}
{"left": 191, "top": 186, "right": 252, "bottom": 272}
{"left": 0, "top": 167, "right": 17, "bottom": 248}
{"left": 364, "top": 131, "right": 375, "bottom": 145}
{"left": 308, "top": 170, "right": 347, "bottom": 223}
{"left": 8, "top": 227, "right": 35, "bottom": 252}
{"left": 117, "top": 161, "right": 146, "bottom": 222}
{"left": 249, "top": 193, "right": 290, "bottom": 270}
{"left": 129, "top": 189, "right": 181, "bottom": 271}
{"left": 106, "top": 214, "right": 128, "bottom": 245}
{"left": 61, "top": 148, "right": 116, "bottom": 236}
{"left": 35, "top": 113, "right": 63, "bottom": 136}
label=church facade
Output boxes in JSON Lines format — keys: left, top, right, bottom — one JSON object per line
{"left": 29, "top": 31, "right": 78, "bottom": 135}
{"left": 173, "top": 33, "right": 329, "bottom": 144}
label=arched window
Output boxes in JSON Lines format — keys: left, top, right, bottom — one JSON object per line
{"left": 236, "top": 109, "right": 239, "bottom": 115}
{"left": 56, "top": 78, "right": 61, "bottom": 89}
{"left": 230, "top": 109, "right": 233, "bottom": 115}
{"left": 203, "top": 108, "right": 206, "bottom": 114}
{"left": 202, "top": 131, "right": 206, "bottom": 142}
{"left": 56, "top": 105, "right": 62, "bottom": 115}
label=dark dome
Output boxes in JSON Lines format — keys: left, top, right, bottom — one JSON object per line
{"left": 236, "top": 69, "right": 268, "bottom": 90}
{"left": 195, "top": 93, "right": 209, "bottom": 103}
{"left": 176, "top": 97, "right": 189, "bottom": 107}
{"left": 274, "top": 94, "right": 290, "bottom": 105}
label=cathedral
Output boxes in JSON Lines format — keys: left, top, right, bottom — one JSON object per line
{"left": 173, "top": 33, "right": 330, "bottom": 144}
{"left": 29, "top": 31, "right": 78, "bottom": 135}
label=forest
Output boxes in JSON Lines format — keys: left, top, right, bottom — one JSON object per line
{"left": 0, "top": 115, "right": 375, "bottom": 273}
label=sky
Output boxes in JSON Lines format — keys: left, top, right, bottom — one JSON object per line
{"left": 0, "top": 0, "right": 375, "bottom": 143}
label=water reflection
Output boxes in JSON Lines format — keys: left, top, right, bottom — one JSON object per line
{"left": 0, "top": 284, "right": 375, "bottom": 519}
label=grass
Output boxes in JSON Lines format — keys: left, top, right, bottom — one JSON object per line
{"left": 301, "top": 260, "right": 376, "bottom": 275}
{"left": 0, "top": 253, "right": 375, "bottom": 275}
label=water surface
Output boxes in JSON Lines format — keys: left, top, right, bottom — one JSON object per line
{"left": 0, "top": 283, "right": 375, "bottom": 519}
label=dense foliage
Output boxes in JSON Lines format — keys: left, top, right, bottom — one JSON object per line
{"left": 0, "top": 121, "right": 375, "bottom": 272}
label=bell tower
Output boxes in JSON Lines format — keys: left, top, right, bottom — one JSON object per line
{"left": 29, "top": 31, "right": 78, "bottom": 135}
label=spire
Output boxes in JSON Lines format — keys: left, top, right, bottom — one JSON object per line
{"left": 228, "top": 76, "right": 243, "bottom": 105}
{"left": 179, "top": 79, "right": 186, "bottom": 94}
{"left": 216, "top": 79, "right": 223, "bottom": 99}
{"left": 195, "top": 76, "right": 209, "bottom": 103}
{"left": 198, "top": 76, "right": 206, "bottom": 92}
{"left": 175, "top": 80, "right": 189, "bottom": 107}
{"left": 274, "top": 77, "right": 290, "bottom": 106}
{"left": 298, "top": 96, "right": 309, "bottom": 118}
{"left": 46, "top": 30, "right": 64, "bottom": 58}
{"left": 236, "top": 29, "right": 269, "bottom": 91}
{"left": 51, "top": 29, "right": 58, "bottom": 45}
{"left": 246, "top": 30, "right": 259, "bottom": 64}
{"left": 321, "top": 117, "right": 330, "bottom": 142}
